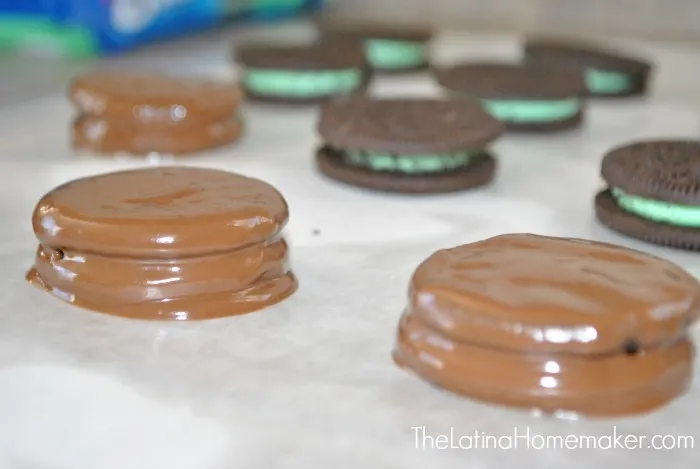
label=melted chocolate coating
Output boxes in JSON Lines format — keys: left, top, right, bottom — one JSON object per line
{"left": 72, "top": 115, "right": 243, "bottom": 156}
{"left": 408, "top": 233, "right": 700, "bottom": 354}
{"left": 394, "top": 313, "right": 693, "bottom": 417}
{"left": 27, "top": 167, "right": 297, "bottom": 320}
{"left": 69, "top": 72, "right": 243, "bottom": 127}
{"left": 394, "top": 233, "right": 700, "bottom": 416}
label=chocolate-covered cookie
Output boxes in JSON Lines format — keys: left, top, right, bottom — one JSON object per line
{"left": 596, "top": 140, "right": 700, "bottom": 250}
{"left": 27, "top": 167, "right": 297, "bottom": 320}
{"left": 316, "top": 96, "right": 503, "bottom": 193}
{"left": 434, "top": 62, "right": 586, "bottom": 131}
{"left": 393, "top": 233, "right": 700, "bottom": 417}
{"left": 70, "top": 72, "right": 243, "bottom": 126}
{"left": 318, "top": 19, "right": 433, "bottom": 74}
{"left": 69, "top": 72, "right": 244, "bottom": 156}
{"left": 523, "top": 38, "right": 653, "bottom": 98}
{"left": 73, "top": 115, "right": 244, "bottom": 156}
{"left": 235, "top": 42, "right": 370, "bottom": 104}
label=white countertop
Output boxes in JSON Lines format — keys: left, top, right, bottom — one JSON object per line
{"left": 1, "top": 22, "right": 700, "bottom": 469}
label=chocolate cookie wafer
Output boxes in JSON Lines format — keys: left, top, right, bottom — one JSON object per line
{"left": 318, "top": 20, "right": 433, "bottom": 74}
{"left": 316, "top": 96, "right": 503, "bottom": 193}
{"left": 523, "top": 38, "right": 653, "bottom": 98}
{"left": 235, "top": 42, "right": 370, "bottom": 104}
{"left": 596, "top": 140, "right": 700, "bottom": 250}
{"left": 434, "top": 62, "right": 586, "bottom": 131}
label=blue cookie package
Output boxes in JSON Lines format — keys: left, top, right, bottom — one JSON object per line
{"left": 0, "top": 0, "right": 324, "bottom": 58}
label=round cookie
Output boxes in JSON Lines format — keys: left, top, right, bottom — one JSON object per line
{"left": 73, "top": 115, "right": 244, "bottom": 156}
{"left": 315, "top": 96, "right": 503, "bottom": 193}
{"left": 69, "top": 72, "right": 243, "bottom": 126}
{"left": 434, "top": 62, "right": 586, "bottom": 131}
{"left": 393, "top": 233, "right": 700, "bottom": 416}
{"left": 235, "top": 42, "right": 370, "bottom": 104}
{"left": 523, "top": 38, "right": 653, "bottom": 98}
{"left": 31, "top": 167, "right": 289, "bottom": 256}
{"left": 596, "top": 140, "right": 700, "bottom": 250}
{"left": 27, "top": 167, "right": 297, "bottom": 320}
{"left": 318, "top": 20, "right": 433, "bottom": 74}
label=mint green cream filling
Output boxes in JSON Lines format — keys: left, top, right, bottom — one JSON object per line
{"left": 243, "top": 68, "right": 362, "bottom": 97}
{"left": 586, "top": 68, "right": 632, "bottom": 94}
{"left": 365, "top": 39, "right": 426, "bottom": 69}
{"left": 343, "top": 150, "right": 475, "bottom": 173}
{"left": 483, "top": 98, "right": 580, "bottom": 123}
{"left": 613, "top": 188, "right": 700, "bottom": 227}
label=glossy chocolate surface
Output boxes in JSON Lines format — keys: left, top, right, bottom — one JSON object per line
{"left": 27, "top": 167, "right": 297, "bottom": 320}
{"left": 408, "top": 233, "right": 700, "bottom": 354}
{"left": 72, "top": 115, "right": 243, "bottom": 156}
{"left": 69, "top": 72, "right": 242, "bottom": 127}
{"left": 394, "top": 312, "right": 693, "bottom": 417}
{"left": 394, "top": 233, "right": 700, "bottom": 416}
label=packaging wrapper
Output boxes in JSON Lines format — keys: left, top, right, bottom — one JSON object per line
{"left": 0, "top": 0, "right": 324, "bottom": 58}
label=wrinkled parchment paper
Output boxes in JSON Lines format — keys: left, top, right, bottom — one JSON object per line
{"left": 1, "top": 29, "right": 699, "bottom": 469}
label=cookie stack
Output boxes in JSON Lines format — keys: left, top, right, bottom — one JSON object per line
{"left": 394, "top": 233, "right": 700, "bottom": 417}
{"left": 69, "top": 72, "right": 244, "bottom": 156}
{"left": 26, "top": 167, "right": 297, "bottom": 320}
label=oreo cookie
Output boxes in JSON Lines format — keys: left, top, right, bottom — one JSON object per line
{"left": 434, "top": 63, "right": 586, "bottom": 131}
{"left": 595, "top": 140, "right": 700, "bottom": 250}
{"left": 318, "top": 20, "right": 433, "bottom": 74}
{"left": 315, "top": 96, "right": 503, "bottom": 193}
{"left": 234, "top": 42, "right": 370, "bottom": 104}
{"left": 523, "top": 38, "right": 653, "bottom": 98}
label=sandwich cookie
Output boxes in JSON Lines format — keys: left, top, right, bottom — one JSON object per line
{"left": 315, "top": 96, "right": 503, "bottom": 193}
{"left": 393, "top": 233, "right": 700, "bottom": 417}
{"left": 234, "top": 42, "right": 370, "bottom": 104}
{"left": 596, "top": 140, "right": 700, "bottom": 250}
{"left": 26, "top": 167, "right": 297, "bottom": 320}
{"left": 69, "top": 72, "right": 244, "bottom": 156}
{"left": 318, "top": 20, "right": 433, "bottom": 73}
{"left": 523, "top": 39, "right": 653, "bottom": 98}
{"left": 434, "top": 63, "right": 586, "bottom": 131}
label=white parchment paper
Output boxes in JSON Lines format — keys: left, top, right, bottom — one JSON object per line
{"left": 0, "top": 29, "right": 699, "bottom": 469}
